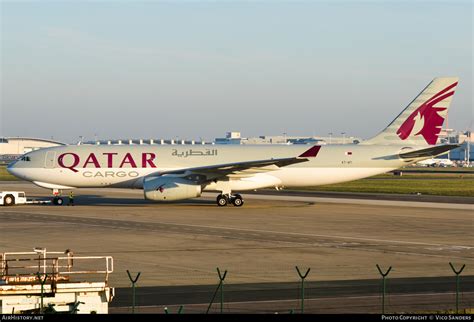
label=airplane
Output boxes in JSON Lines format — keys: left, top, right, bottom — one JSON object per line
{"left": 417, "top": 158, "right": 454, "bottom": 167}
{"left": 7, "top": 77, "right": 460, "bottom": 207}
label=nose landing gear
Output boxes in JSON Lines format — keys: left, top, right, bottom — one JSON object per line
{"left": 51, "top": 188, "right": 63, "bottom": 206}
{"left": 216, "top": 194, "right": 244, "bottom": 207}
{"left": 52, "top": 197, "right": 64, "bottom": 206}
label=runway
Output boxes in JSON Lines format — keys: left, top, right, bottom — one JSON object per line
{"left": 246, "top": 189, "right": 474, "bottom": 205}
{"left": 222, "top": 192, "right": 473, "bottom": 210}
{"left": 0, "top": 181, "right": 473, "bottom": 313}
{"left": 1, "top": 210, "right": 472, "bottom": 260}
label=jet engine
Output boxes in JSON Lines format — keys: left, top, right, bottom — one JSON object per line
{"left": 143, "top": 176, "right": 201, "bottom": 201}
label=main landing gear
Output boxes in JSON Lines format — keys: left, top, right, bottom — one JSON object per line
{"left": 216, "top": 194, "right": 244, "bottom": 207}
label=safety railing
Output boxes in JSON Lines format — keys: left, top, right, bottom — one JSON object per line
{"left": 1, "top": 249, "right": 113, "bottom": 286}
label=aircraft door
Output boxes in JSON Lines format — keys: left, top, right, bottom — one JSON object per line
{"left": 44, "top": 151, "right": 56, "bottom": 168}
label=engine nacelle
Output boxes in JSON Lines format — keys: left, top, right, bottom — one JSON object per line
{"left": 143, "top": 176, "right": 201, "bottom": 202}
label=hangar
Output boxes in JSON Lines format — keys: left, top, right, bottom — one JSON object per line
{"left": 0, "top": 137, "right": 64, "bottom": 165}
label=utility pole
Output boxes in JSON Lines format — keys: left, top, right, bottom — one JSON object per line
{"left": 467, "top": 131, "right": 471, "bottom": 165}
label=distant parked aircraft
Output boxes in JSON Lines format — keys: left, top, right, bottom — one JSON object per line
{"left": 8, "top": 77, "right": 460, "bottom": 206}
{"left": 417, "top": 158, "right": 455, "bottom": 167}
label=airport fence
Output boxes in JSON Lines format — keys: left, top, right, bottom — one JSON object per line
{"left": 2, "top": 250, "right": 471, "bottom": 314}
{"left": 114, "top": 263, "right": 472, "bottom": 314}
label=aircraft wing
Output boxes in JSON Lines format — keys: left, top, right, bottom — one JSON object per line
{"left": 148, "top": 146, "right": 321, "bottom": 180}
{"left": 399, "top": 144, "right": 460, "bottom": 159}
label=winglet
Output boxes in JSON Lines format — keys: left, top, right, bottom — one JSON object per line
{"left": 298, "top": 145, "right": 321, "bottom": 158}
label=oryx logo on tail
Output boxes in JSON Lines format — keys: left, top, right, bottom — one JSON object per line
{"left": 396, "top": 82, "right": 457, "bottom": 145}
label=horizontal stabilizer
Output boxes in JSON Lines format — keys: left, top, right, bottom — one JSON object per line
{"left": 399, "top": 144, "right": 459, "bottom": 159}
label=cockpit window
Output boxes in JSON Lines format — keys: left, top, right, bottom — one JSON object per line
{"left": 20, "top": 156, "right": 31, "bottom": 162}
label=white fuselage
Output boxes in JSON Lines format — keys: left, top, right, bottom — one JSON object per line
{"left": 7, "top": 144, "right": 416, "bottom": 192}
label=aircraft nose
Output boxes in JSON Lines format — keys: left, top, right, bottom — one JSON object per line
{"left": 6, "top": 161, "right": 19, "bottom": 177}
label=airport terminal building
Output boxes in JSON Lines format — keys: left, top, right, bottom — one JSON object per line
{"left": 0, "top": 137, "right": 64, "bottom": 165}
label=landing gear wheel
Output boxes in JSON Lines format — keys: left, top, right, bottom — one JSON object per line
{"left": 53, "top": 197, "right": 64, "bottom": 206}
{"left": 231, "top": 194, "right": 244, "bottom": 207}
{"left": 4, "top": 194, "right": 15, "bottom": 206}
{"left": 216, "top": 194, "right": 228, "bottom": 207}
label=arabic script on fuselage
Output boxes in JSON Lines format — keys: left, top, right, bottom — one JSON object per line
{"left": 171, "top": 149, "right": 218, "bottom": 158}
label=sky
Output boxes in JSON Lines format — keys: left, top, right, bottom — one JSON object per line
{"left": 0, "top": 0, "right": 472, "bottom": 143}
